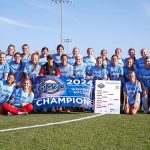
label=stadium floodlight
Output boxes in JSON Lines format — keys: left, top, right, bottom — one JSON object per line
{"left": 51, "top": 0, "right": 73, "bottom": 44}
{"left": 63, "top": 38, "right": 72, "bottom": 54}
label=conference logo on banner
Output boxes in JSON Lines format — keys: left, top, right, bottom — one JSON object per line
{"left": 33, "top": 76, "right": 94, "bottom": 110}
{"left": 37, "top": 78, "right": 65, "bottom": 94}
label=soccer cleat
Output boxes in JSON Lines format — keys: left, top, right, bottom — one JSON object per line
{"left": 80, "top": 107, "right": 84, "bottom": 112}
{"left": 18, "top": 112, "right": 28, "bottom": 115}
{"left": 66, "top": 107, "right": 71, "bottom": 113}
{"left": 7, "top": 112, "right": 14, "bottom": 116}
{"left": 74, "top": 107, "right": 79, "bottom": 112}
{"left": 58, "top": 107, "right": 62, "bottom": 112}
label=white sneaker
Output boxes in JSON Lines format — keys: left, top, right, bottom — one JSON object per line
{"left": 8, "top": 112, "right": 14, "bottom": 116}
{"left": 18, "top": 112, "right": 28, "bottom": 115}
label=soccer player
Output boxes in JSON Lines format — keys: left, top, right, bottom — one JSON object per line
{"left": 2, "top": 79, "right": 34, "bottom": 115}
{"left": 123, "top": 57, "right": 138, "bottom": 83}
{"left": 125, "top": 48, "right": 138, "bottom": 68}
{"left": 6, "top": 44, "right": 15, "bottom": 63}
{"left": 0, "top": 52, "right": 10, "bottom": 80}
{"left": 39, "top": 54, "right": 60, "bottom": 112}
{"left": 88, "top": 56, "right": 108, "bottom": 80}
{"left": 22, "top": 44, "right": 31, "bottom": 63}
{"left": 73, "top": 54, "right": 87, "bottom": 112}
{"left": 9, "top": 52, "right": 24, "bottom": 83}
{"left": 108, "top": 54, "right": 124, "bottom": 110}
{"left": 53, "top": 44, "right": 64, "bottom": 66}
{"left": 137, "top": 48, "right": 149, "bottom": 69}
{"left": 115, "top": 48, "right": 124, "bottom": 67}
{"left": 139, "top": 56, "right": 150, "bottom": 114}
{"left": 108, "top": 55, "right": 123, "bottom": 81}
{"left": 39, "top": 47, "right": 49, "bottom": 66}
{"left": 0, "top": 73, "right": 16, "bottom": 114}
{"left": 39, "top": 54, "right": 60, "bottom": 76}
{"left": 59, "top": 54, "right": 73, "bottom": 113}
{"left": 68, "top": 47, "right": 80, "bottom": 65}
{"left": 73, "top": 54, "right": 87, "bottom": 78}
{"left": 59, "top": 54, "right": 73, "bottom": 77}
{"left": 100, "top": 49, "right": 110, "bottom": 69}
{"left": 24, "top": 52, "right": 41, "bottom": 83}
{"left": 83, "top": 48, "right": 96, "bottom": 75}
{"left": 124, "top": 71, "right": 142, "bottom": 115}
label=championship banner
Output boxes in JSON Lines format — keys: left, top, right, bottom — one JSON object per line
{"left": 94, "top": 80, "right": 120, "bottom": 114}
{"left": 33, "top": 76, "right": 94, "bottom": 110}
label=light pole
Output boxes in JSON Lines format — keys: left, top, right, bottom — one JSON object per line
{"left": 63, "top": 38, "right": 72, "bottom": 55}
{"left": 51, "top": 0, "right": 73, "bottom": 44}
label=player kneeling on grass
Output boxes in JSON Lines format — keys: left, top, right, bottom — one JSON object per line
{"left": 0, "top": 73, "right": 16, "bottom": 114}
{"left": 2, "top": 79, "right": 34, "bottom": 115}
{"left": 124, "top": 71, "right": 142, "bottom": 115}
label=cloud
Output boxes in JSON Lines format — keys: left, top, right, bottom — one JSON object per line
{"left": 0, "top": 16, "right": 50, "bottom": 30}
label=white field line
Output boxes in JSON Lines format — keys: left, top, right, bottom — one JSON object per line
{"left": 0, "top": 113, "right": 104, "bottom": 133}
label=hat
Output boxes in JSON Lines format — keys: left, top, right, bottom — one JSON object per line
{"left": 47, "top": 54, "right": 53, "bottom": 59}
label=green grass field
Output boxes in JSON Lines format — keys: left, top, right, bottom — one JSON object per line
{"left": 0, "top": 113, "right": 150, "bottom": 150}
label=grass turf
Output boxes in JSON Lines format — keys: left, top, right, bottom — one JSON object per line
{"left": 0, "top": 112, "right": 93, "bottom": 129}
{"left": 0, "top": 113, "right": 150, "bottom": 150}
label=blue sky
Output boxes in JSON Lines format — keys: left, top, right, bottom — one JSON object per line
{"left": 0, "top": 0, "right": 150, "bottom": 58}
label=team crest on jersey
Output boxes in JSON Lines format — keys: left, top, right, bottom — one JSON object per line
{"left": 97, "top": 83, "right": 105, "bottom": 89}
{"left": 37, "top": 78, "right": 65, "bottom": 94}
